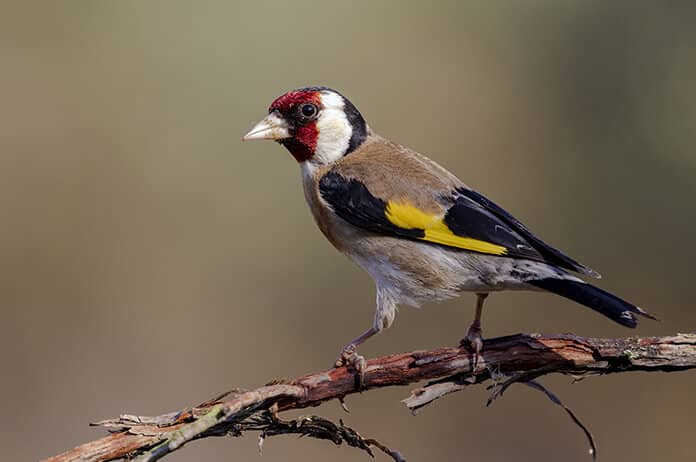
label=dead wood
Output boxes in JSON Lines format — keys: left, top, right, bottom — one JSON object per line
{"left": 43, "top": 333, "right": 696, "bottom": 462}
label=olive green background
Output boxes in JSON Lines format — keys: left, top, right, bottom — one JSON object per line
{"left": 2, "top": 1, "right": 695, "bottom": 461}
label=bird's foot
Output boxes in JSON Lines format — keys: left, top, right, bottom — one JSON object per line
{"left": 460, "top": 324, "right": 484, "bottom": 370}
{"left": 335, "top": 344, "right": 367, "bottom": 389}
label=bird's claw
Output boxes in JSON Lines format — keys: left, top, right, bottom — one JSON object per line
{"left": 460, "top": 324, "right": 484, "bottom": 370}
{"left": 334, "top": 344, "right": 354, "bottom": 368}
{"left": 335, "top": 345, "right": 367, "bottom": 389}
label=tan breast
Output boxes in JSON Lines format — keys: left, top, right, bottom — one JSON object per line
{"left": 300, "top": 161, "right": 357, "bottom": 253}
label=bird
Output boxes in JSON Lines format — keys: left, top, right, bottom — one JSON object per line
{"left": 242, "top": 86, "right": 655, "bottom": 379}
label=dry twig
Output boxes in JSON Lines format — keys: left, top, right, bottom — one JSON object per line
{"left": 43, "top": 333, "right": 696, "bottom": 462}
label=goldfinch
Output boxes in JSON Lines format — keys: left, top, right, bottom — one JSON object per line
{"left": 243, "top": 86, "right": 654, "bottom": 375}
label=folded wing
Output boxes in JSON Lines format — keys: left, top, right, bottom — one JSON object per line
{"left": 319, "top": 171, "right": 599, "bottom": 277}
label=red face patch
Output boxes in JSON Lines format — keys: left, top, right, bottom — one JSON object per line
{"left": 268, "top": 90, "right": 322, "bottom": 114}
{"left": 269, "top": 89, "right": 323, "bottom": 163}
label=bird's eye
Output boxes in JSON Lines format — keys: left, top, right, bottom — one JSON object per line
{"left": 300, "top": 103, "right": 318, "bottom": 118}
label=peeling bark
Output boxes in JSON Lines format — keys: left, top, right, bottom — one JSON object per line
{"left": 43, "top": 333, "right": 696, "bottom": 462}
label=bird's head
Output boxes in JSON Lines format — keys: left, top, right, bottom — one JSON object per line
{"left": 243, "top": 86, "right": 367, "bottom": 165}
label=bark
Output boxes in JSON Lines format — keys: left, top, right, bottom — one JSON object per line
{"left": 43, "top": 333, "right": 696, "bottom": 462}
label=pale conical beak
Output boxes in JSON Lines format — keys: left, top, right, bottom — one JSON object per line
{"left": 242, "top": 111, "right": 291, "bottom": 141}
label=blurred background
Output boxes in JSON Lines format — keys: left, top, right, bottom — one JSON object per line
{"left": 2, "top": 1, "right": 695, "bottom": 461}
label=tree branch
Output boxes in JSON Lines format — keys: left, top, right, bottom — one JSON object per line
{"left": 43, "top": 333, "right": 696, "bottom": 462}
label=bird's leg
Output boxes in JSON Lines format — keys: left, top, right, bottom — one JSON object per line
{"left": 335, "top": 327, "right": 379, "bottom": 387}
{"left": 460, "top": 293, "right": 488, "bottom": 369}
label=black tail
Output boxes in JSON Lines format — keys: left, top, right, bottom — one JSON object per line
{"left": 529, "top": 278, "right": 656, "bottom": 327}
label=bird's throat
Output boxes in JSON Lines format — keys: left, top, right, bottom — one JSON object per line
{"left": 279, "top": 138, "right": 314, "bottom": 163}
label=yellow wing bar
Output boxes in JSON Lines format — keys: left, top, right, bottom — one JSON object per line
{"left": 385, "top": 202, "right": 508, "bottom": 256}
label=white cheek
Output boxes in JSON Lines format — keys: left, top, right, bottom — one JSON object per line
{"left": 313, "top": 93, "right": 353, "bottom": 165}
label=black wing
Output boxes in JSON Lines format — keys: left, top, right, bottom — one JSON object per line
{"left": 453, "top": 188, "right": 600, "bottom": 278}
{"left": 319, "top": 171, "right": 599, "bottom": 278}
